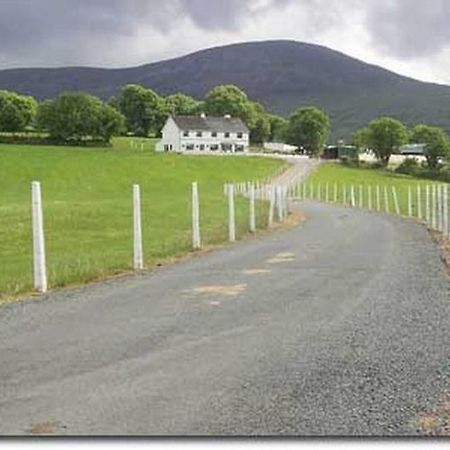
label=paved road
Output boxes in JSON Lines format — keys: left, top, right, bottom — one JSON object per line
{"left": 1, "top": 202, "right": 450, "bottom": 436}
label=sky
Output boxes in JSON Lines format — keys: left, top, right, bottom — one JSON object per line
{"left": 1, "top": 0, "right": 450, "bottom": 85}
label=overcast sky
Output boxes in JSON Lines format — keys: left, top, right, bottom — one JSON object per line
{"left": 1, "top": 0, "right": 450, "bottom": 85}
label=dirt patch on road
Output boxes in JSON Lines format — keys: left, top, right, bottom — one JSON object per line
{"left": 429, "top": 229, "right": 450, "bottom": 277}
{"left": 417, "top": 397, "right": 450, "bottom": 436}
{"left": 188, "top": 284, "right": 247, "bottom": 297}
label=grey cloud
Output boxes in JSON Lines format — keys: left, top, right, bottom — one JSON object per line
{"left": 365, "top": 0, "right": 450, "bottom": 58}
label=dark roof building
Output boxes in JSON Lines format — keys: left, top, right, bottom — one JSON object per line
{"left": 172, "top": 115, "right": 249, "bottom": 134}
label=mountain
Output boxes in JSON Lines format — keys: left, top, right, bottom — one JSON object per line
{"left": 1, "top": 40, "right": 450, "bottom": 140}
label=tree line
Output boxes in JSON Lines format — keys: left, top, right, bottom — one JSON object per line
{"left": 0, "top": 84, "right": 330, "bottom": 148}
{"left": 351, "top": 117, "right": 450, "bottom": 180}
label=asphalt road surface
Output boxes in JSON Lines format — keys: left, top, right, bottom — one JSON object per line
{"left": 1, "top": 202, "right": 450, "bottom": 436}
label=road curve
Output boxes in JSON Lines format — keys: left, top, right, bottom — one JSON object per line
{"left": 1, "top": 202, "right": 450, "bottom": 436}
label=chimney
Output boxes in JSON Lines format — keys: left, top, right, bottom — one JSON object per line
{"left": 224, "top": 114, "right": 231, "bottom": 119}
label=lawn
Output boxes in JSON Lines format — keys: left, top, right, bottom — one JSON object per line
{"left": 0, "top": 138, "right": 285, "bottom": 300}
{"left": 305, "top": 162, "right": 448, "bottom": 215}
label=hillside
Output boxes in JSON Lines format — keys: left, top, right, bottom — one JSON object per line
{"left": 2, "top": 40, "right": 450, "bottom": 139}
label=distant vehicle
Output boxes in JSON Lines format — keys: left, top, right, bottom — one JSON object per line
{"left": 263, "top": 142, "right": 299, "bottom": 154}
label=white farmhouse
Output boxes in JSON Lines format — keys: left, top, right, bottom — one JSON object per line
{"left": 156, "top": 114, "right": 250, "bottom": 153}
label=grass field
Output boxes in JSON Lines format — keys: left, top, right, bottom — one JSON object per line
{"left": 0, "top": 138, "right": 285, "bottom": 300}
{"left": 306, "top": 163, "right": 447, "bottom": 215}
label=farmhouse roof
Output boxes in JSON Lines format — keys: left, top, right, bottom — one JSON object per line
{"left": 172, "top": 115, "right": 249, "bottom": 133}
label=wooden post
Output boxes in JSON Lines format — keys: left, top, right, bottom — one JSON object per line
{"left": 392, "top": 187, "right": 400, "bottom": 216}
{"left": 31, "top": 181, "right": 47, "bottom": 293}
{"left": 417, "top": 185, "right": 422, "bottom": 220}
{"left": 268, "top": 186, "right": 275, "bottom": 227}
{"left": 133, "top": 184, "right": 144, "bottom": 270}
{"left": 249, "top": 183, "right": 256, "bottom": 233}
{"left": 432, "top": 185, "right": 437, "bottom": 229}
{"left": 228, "top": 184, "right": 236, "bottom": 242}
{"left": 376, "top": 185, "right": 381, "bottom": 212}
{"left": 384, "top": 186, "right": 390, "bottom": 214}
{"left": 408, "top": 186, "right": 412, "bottom": 217}
{"left": 192, "top": 182, "right": 201, "bottom": 249}
{"left": 426, "top": 185, "right": 431, "bottom": 224}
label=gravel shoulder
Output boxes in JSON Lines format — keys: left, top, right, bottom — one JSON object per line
{"left": 0, "top": 201, "right": 449, "bottom": 436}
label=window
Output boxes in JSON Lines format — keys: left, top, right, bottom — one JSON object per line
{"left": 199, "top": 144, "right": 205, "bottom": 151}
{"left": 235, "top": 145, "right": 245, "bottom": 153}
{"left": 183, "top": 131, "right": 189, "bottom": 137}
{"left": 210, "top": 144, "right": 219, "bottom": 151}
{"left": 186, "top": 144, "right": 194, "bottom": 151}
{"left": 196, "top": 131, "right": 203, "bottom": 137}
{"left": 237, "top": 132, "right": 243, "bottom": 139}
{"left": 225, "top": 132, "right": 230, "bottom": 138}
{"left": 212, "top": 131, "right": 218, "bottom": 138}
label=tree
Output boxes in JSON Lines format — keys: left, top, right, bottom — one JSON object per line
{"left": 0, "top": 90, "right": 37, "bottom": 132}
{"left": 286, "top": 106, "right": 330, "bottom": 156}
{"left": 410, "top": 124, "right": 450, "bottom": 171}
{"left": 365, "top": 117, "right": 408, "bottom": 166}
{"left": 267, "top": 114, "right": 288, "bottom": 142}
{"left": 37, "top": 92, "right": 124, "bottom": 143}
{"left": 351, "top": 127, "right": 371, "bottom": 151}
{"left": 117, "top": 84, "right": 166, "bottom": 136}
{"left": 203, "top": 84, "right": 258, "bottom": 126}
{"left": 165, "top": 93, "right": 200, "bottom": 115}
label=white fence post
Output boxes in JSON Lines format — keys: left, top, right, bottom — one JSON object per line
{"left": 317, "top": 183, "right": 321, "bottom": 202}
{"left": 384, "top": 186, "right": 390, "bottom": 214}
{"left": 350, "top": 185, "right": 356, "bottom": 208}
{"left": 31, "top": 181, "right": 47, "bottom": 293}
{"left": 408, "top": 186, "right": 412, "bottom": 217}
{"left": 376, "top": 185, "right": 381, "bottom": 212}
{"left": 368, "top": 185, "right": 373, "bottom": 211}
{"left": 192, "top": 182, "right": 201, "bottom": 250}
{"left": 249, "top": 183, "right": 256, "bottom": 233}
{"left": 359, "top": 185, "right": 363, "bottom": 209}
{"left": 444, "top": 185, "right": 449, "bottom": 239}
{"left": 334, "top": 183, "right": 338, "bottom": 203}
{"left": 277, "top": 186, "right": 284, "bottom": 221}
{"left": 325, "top": 183, "right": 329, "bottom": 203}
{"left": 268, "top": 186, "right": 275, "bottom": 227}
{"left": 343, "top": 185, "right": 347, "bottom": 205}
{"left": 133, "top": 184, "right": 144, "bottom": 270}
{"left": 432, "top": 185, "right": 437, "bottom": 230}
{"left": 228, "top": 184, "right": 236, "bottom": 242}
{"left": 417, "top": 185, "right": 422, "bottom": 220}
{"left": 426, "top": 185, "right": 431, "bottom": 225}
{"left": 392, "top": 187, "right": 400, "bottom": 216}
{"left": 302, "top": 183, "right": 306, "bottom": 201}
{"left": 438, "top": 185, "right": 443, "bottom": 232}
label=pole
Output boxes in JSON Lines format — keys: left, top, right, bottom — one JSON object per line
{"left": 408, "top": 185, "right": 412, "bottom": 217}
{"left": 417, "top": 185, "right": 422, "bottom": 220}
{"left": 249, "top": 183, "right": 256, "bottom": 233}
{"left": 228, "top": 184, "right": 236, "bottom": 242}
{"left": 133, "top": 184, "right": 144, "bottom": 270}
{"left": 31, "top": 181, "right": 47, "bottom": 293}
{"left": 392, "top": 187, "right": 400, "bottom": 216}
{"left": 192, "top": 182, "right": 201, "bottom": 249}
